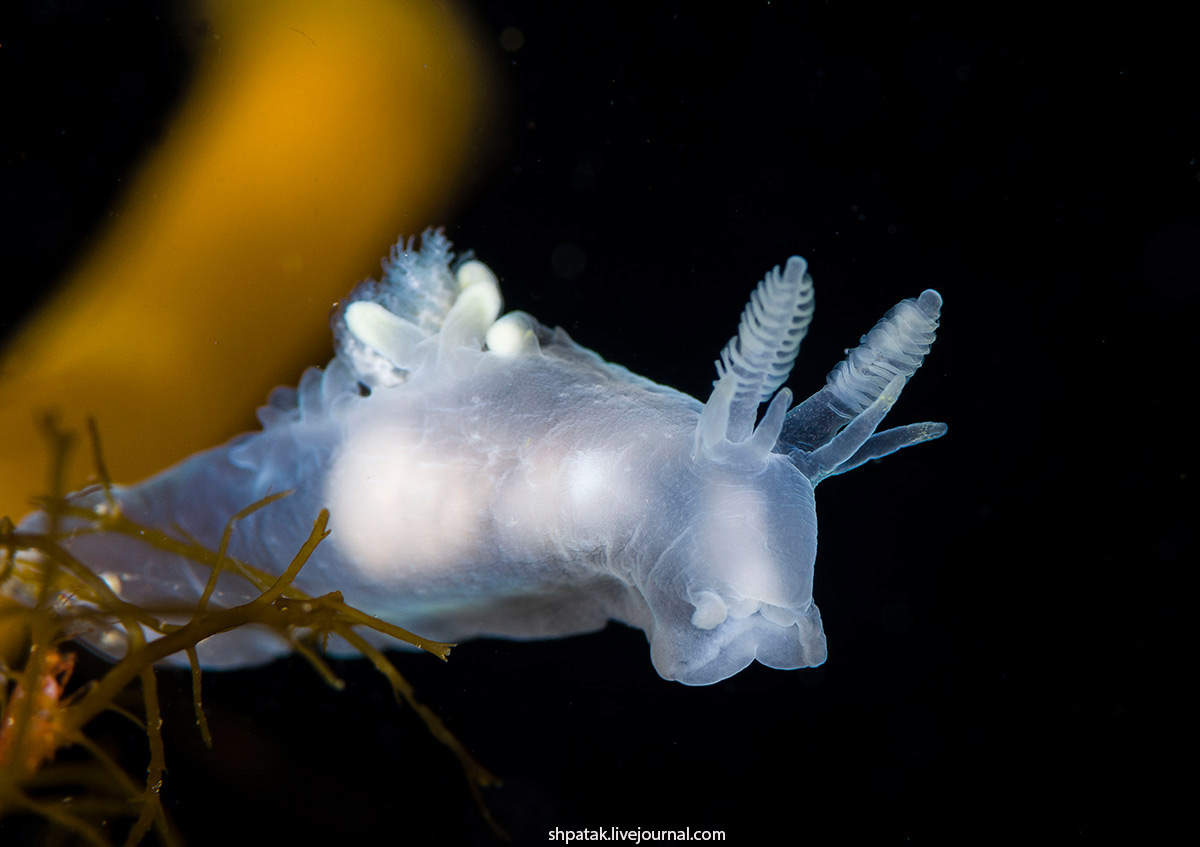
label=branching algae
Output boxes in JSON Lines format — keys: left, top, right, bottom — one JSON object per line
{"left": 0, "top": 419, "right": 497, "bottom": 845}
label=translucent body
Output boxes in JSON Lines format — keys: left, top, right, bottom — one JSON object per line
{"left": 17, "top": 232, "right": 945, "bottom": 685}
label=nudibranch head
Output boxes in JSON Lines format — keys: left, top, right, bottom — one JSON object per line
{"left": 641, "top": 454, "right": 826, "bottom": 685}
{"left": 639, "top": 251, "right": 945, "bottom": 684}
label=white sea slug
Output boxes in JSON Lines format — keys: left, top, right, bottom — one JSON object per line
{"left": 16, "top": 231, "right": 945, "bottom": 685}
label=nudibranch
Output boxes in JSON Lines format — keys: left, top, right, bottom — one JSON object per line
{"left": 16, "top": 232, "right": 945, "bottom": 685}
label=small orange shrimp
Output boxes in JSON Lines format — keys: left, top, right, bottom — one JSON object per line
{"left": 0, "top": 649, "right": 76, "bottom": 778}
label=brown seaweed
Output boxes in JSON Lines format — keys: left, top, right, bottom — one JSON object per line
{"left": 0, "top": 419, "right": 499, "bottom": 844}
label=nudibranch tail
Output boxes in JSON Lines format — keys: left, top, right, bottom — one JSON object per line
{"left": 782, "top": 288, "right": 946, "bottom": 484}
{"left": 695, "top": 257, "right": 814, "bottom": 468}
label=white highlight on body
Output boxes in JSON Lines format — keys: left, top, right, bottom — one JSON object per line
{"left": 97, "top": 627, "right": 128, "bottom": 653}
{"left": 563, "top": 449, "right": 638, "bottom": 546}
{"left": 695, "top": 486, "right": 790, "bottom": 619}
{"left": 490, "top": 446, "right": 633, "bottom": 554}
{"left": 565, "top": 450, "right": 614, "bottom": 510}
{"left": 325, "top": 423, "right": 489, "bottom": 581}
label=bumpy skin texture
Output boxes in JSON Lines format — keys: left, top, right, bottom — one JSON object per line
{"left": 18, "top": 232, "right": 945, "bottom": 685}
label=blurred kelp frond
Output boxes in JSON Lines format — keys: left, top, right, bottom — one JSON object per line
{"left": 0, "top": 0, "right": 490, "bottom": 521}
{"left": 0, "top": 420, "right": 498, "bottom": 845}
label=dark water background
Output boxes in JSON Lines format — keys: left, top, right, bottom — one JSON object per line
{"left": 2, "top": 1, "right": 1191, "bottom": 843}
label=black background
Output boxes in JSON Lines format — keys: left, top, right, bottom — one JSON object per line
{"left": 1, "top": 1, "right": 1192, "bottom": 844}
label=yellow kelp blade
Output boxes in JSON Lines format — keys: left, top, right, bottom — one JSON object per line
{"left": 0, "top": 0, "right": 489, "bottom": 520}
